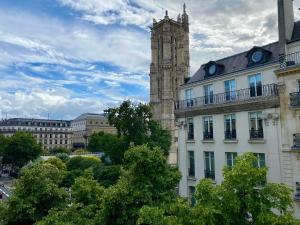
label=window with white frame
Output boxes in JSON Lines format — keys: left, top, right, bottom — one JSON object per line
{"left": 204, "top": 151, "right": 215, "bottom": 180}
{"left": 225, "top": 152, "right": 238, "bottom": 167}
{"left": 188, "top": 151, "right": 195, "bottom": 177}
{"left": 249, "top": 74, "right": 262, "bottom": 97}
{"left": 224, "top": 114, "right": 236, "bottom": 140}
{"left": 187, "top": 118, "right": 194, "bottom": 140}
{"left": 249, "top": 112, "right": 264, "bottom": 139}
{"left": 204, "top": 84, "right": 213, "bottom": 104}
{"left": 224, "top": 79, "right": 236, "bottom": 101}
{"left": 254, "top": 153, "right": 266, "bottom": 168}
{"left": 203, "top": 116, "right": 213, "bottom": 140}
{"left": 185, "top": 89, "right": 193, "bottom": 107}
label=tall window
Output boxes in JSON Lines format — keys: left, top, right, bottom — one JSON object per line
{"left": 249, "top": 74, "right": 262, "bottom": 97}
{"left": 249, "top": 112, "right": 264, "bottom": 139}
{"left": 224, "top": 114, "right": 236, "bottom": 139}
{"left": 203, "top": 116, "right": 213, "bottom": 140}
{"left": 226, "top": 152, "right": 238, "bottom": 167}
{"left": 225, "top": 79, "right": 236, "bottom": 101}
{"left": 188, "top": 186, "right": 196, "bottom": 205}
{"left": 204, "top": 152, "right": 215, "bottom": 180}
{"left": 188, "top": 151, "right": 195, "bottom": 177}
{"left": 254, "top": 153, "right": 266, "bottom": 168}
{"left": 298, "top": 80, "right": 300, "bottom": 92}
{"left": 185, "top": 89, "right": 193, "bottom": 107}
{"left": 204, "top": 84, "right": 213, "bottom": 104}
{"left": 187, "top": 118, "right": 194, "bottom": 140}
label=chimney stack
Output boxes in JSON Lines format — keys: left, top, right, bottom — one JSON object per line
{"left": 278, "top": 0, "right": 295, "bottom": 55}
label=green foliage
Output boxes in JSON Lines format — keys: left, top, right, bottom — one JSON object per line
{"left": 87, "top": 132, "right": 129, "bottom": 164}
{"left": 99, "top": 145, "right": 181, "bottom": 225}
{"left": 0, "top": 134, "right": 8, "bottom": 156}
{"left": 105, "top": 100, "right": 172, "bottom": 156}
{"left": 45, "top": 157, "right": 67, "bottom": 170}
{"left": 54, "top": 153, "right": 70, "bottom": 162}
{"left": 73, "top": 149, "right": 88, "bottom": 154}
{"left": 92, "top": 164, "right": 121, "bottom": 187}
{"left": 49, "top": 147, "right": 70, "bottom": 155}
{"left": 2, "top": 132, "right": 43, "bottom": 169}
{"left": 0, "top": 162, "right": 67, "bottom": 225}
{"left": 66, "top": 156, "right": 101, "bottom": 171}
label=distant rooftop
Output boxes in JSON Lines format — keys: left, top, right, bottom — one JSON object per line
{"left": 73, "top": 113, "right": 106, "bottom": 121}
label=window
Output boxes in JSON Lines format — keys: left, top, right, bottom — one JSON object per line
{"left": 188, "top": 151, "right": 195, "bottom": 177}
{"left": 298, "top": 80, "right": 300, "bottom": 92}
{"left": 224, "top": 114, "right": 236, "bottom": 139}
{"left": 187, "top": 118, "right": 194, "bottom": 140}
{"left": 295, "top": 182, "right": 300, "bottom": 201}
{"left": 251, "top": 51, "right": 263, "bottom": 63}
{"left": 204, "top": 152, "right": 215, "bottom": 180}
{"left": 254, "top": 153, "right": 266, "bottom": 168}
{"left": 224, "top": 80, "right": 236, "bottom": 101}
{"left": 188, "top": 186, "right": 196, "bottom": 205}
{"left": 249, "top": 112, "right": 264, "bottom": 139}
{"left": 204, "top": 84, "right": 213, "bottom": 104}
{"left": 203, "top": 116, "right": 213, "bottom": 140}
{"left": 185, "top": 89, "right": 193, "bottom": 107}
{"left": 249, "top": 74, "right": 262, "bottom": 97}
{"left": 226, "top": 152, "right": 238, "bottom": 167}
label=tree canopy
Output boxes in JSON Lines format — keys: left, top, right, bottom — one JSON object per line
{"left": 2, "top": 132, "right": 43, "bottom": 169}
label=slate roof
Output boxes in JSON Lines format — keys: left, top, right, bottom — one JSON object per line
{"left": 186, "top": 41, "right": 280, "bottom": 85}
{"left": 73, "top": 113, "right": 106, "bottom": 121}
{"left": 186, "top": 21, "right": 300, "bottom": 85}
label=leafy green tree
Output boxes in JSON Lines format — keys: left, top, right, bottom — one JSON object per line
{"left": 99, "top": 145, "right": 181, "bottom": 225}
{"left": 88, "top": 132, "right": 129, "bottom": 164}
{"left": 105, "top": 101, "right": 171, "bottom": 155}
{"left": 49, "top": 147, "right": 70, "bottom": 155}
{"left": 92, "top": 164, "right": 121, "bottom": 187}
{"left": 0, "top": 134, "right": 9, "bottom": 156}
{"left": 2, "top": 132, "right": 42, "bottom": 169}
{"left": 0, "top": 162, "right": 67, "bottom": 225}
{"left": 66, "top": 156, "right": 101, "bottom": 171}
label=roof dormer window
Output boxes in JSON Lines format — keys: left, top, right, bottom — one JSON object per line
{"left": 204, "top": 61, "right": 224, "bottom": 77}
{"left": 247, "top": 47, "right": 272, "bottom": 66}
{"left": 251, "top": 50, "right": 264, "bottom": 63}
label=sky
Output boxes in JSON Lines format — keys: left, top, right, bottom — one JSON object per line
{"left": 0, "top": 0, "right": 300, "bottom": 120}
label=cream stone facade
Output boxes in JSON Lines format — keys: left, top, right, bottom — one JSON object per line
{"left": 71, "top": 113, "right": 116, "bottom": 149}
{"left": 149, "top": 5, "right": 190, "bottom": 164}
{"left": 149, "top": 0, "right": 300, "bottom": 218}
{"left": 0, "top": 118, "right": 73, "bottom": 149}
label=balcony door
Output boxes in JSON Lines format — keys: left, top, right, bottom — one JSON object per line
{"left": 249, "top": 74, "right": 262, "bottom": 97}
{"left": 185, "top": 89, "right": 193, "bottom": 107}
{"left": 225, "top": 79, "right": 236, "bottom": 101}
{"left": 249, "top": 112, "right": 264, "bottom": 139}
{"left": 204, "top": 84, "right": 213, "bottom": 104}
{"left": 204, "top": 152, "right": 215, "bottom": 180}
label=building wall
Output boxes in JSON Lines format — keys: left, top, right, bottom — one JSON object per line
{"left": 178, "top": 108, "right": 282, "bottom": 197}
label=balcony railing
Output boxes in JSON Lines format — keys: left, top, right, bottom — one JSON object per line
{"left": 290, "top": 92, "right": 300, "bottom": 107}
{"left": 203, "top": 131, "right": 213, "bottom": 140}
{"left": 279, "top": 52, "right": 300, "bottom": 69}
{"left": 204, "top": 170, "right": 215, "bottom": 180}
{"left": 225, "top": 130, "right": 237, "bottom": 140}
{"left": 292, "top": 133, "right": 300, "bottom": 150}
{"left": 249, "top": 129, "right": 264, "bottom": 139}
{"left": 175, "top": 84, "right": 278, "bottom": 111}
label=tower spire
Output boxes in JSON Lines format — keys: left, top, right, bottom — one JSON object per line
{"left": 183, "top": 3, "right": 186, "bottom": 14}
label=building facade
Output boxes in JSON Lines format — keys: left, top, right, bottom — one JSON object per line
{"left": 150, "top": 5, "right": 190, "bottom": 164}
{"left": 0, "top": 118, "right": 72, "bottom": 149}
{"left": 71, "top": 113, "right": 116, "bottom": 149}
{"left": 175, "top": 0, "right": 300, "bottom": 218}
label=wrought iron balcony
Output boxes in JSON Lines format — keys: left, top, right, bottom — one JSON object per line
{"left": 175, "top": 84, "right": 279, "bottom": 117}
{"left": 225, "top": 130, "right": 237, "bottom": 140}
{"left": 279, "top": 52, "right": 300, "bottom": 69}
{"left": 204, "top": 170, "right": 215, "bottom": 180}
{"left": 249, "top": 129, "right": 264, "bottom": 139}
{"left": 203, "top": 131, "right": 213, "bottom": 140}
{"left": 290, "top": 92, "right": 300, "bottom": 108}
{"left": 292, "top": 133, "right": 300, "bottom": 150}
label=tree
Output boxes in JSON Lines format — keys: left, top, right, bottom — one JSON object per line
{"left": 105, "top": 101, "right": 171, "bottom": 155}
{"left": 99, "top": 145, "right": 181, "bottom": 225}
{"left": 49, "top": 147, "right": 70, "bottom": 155}
{"left": 0, "top": 161, "right": 67, "bottom": 225}
{"left": 88, "top": 132, "right": 129, "bottom": 164}
{"left": 0, "top": 134, "right": 8, "bottom": 156}
{"left": 2, "top": 132, "right": 43, "bottom": 169}
{"left": 92, "top": 164, "right": 121, "bottom": 187}
{"left": 66, "top": 156, "right": 101, "bottom": 171}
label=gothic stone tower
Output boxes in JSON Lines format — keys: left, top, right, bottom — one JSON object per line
{"left": 150, "top": 5, "right": 190, "bottom": 164}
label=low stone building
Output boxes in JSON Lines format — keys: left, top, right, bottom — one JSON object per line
{"left": 71, "top": 113, "right": 116, "bottom": 149}
{"left": 0, "top": 118, "right": 72, "bottom": 149}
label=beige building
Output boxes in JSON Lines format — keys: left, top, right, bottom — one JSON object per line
{"left": 0, "top": 118, "right": 72, "bottom": 149}
{"left": 149, "top": 5, "right": 190, "bottom": 164}
{"left": 71, "top": 113, "right": 116, "bottom": 149}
